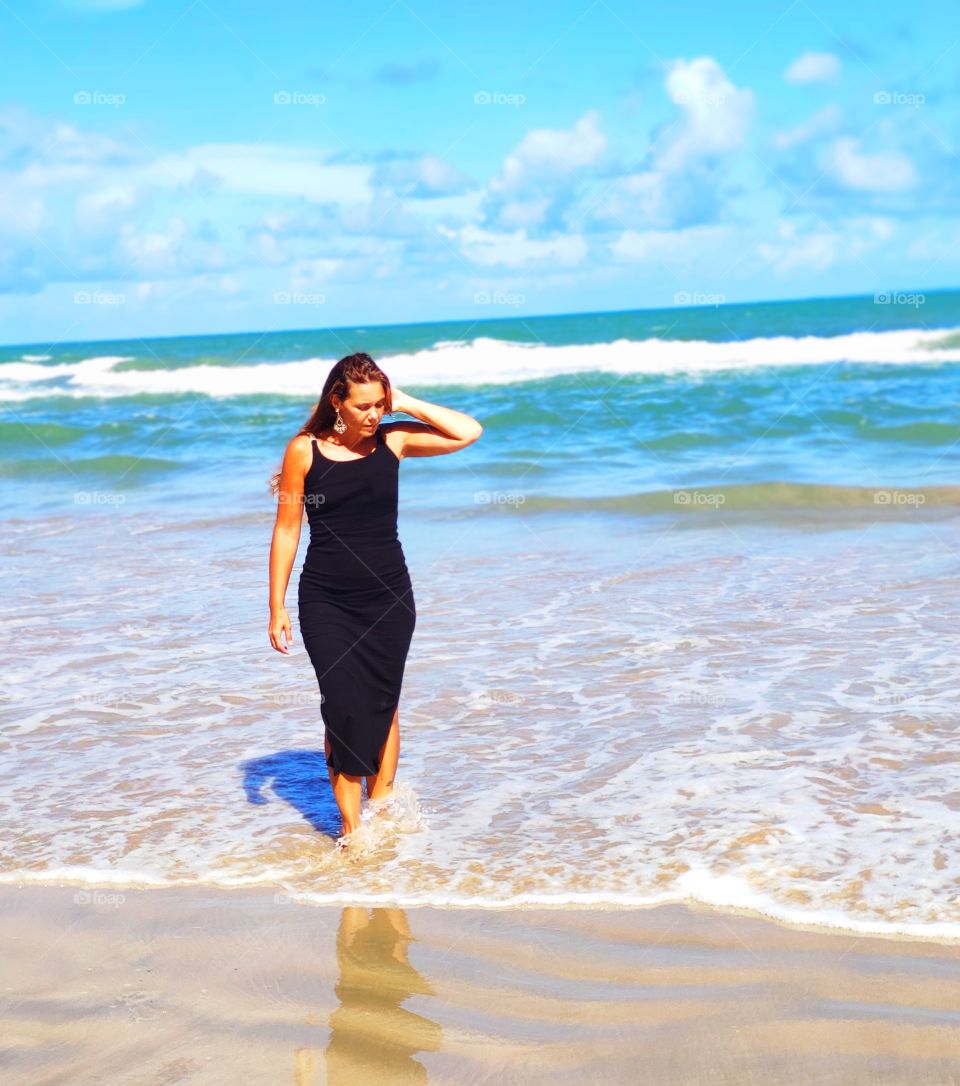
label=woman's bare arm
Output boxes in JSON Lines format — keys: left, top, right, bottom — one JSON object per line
{"left": 268, "top": 434, "right": 311, "bottom": 653}
{"left": 386, "top": 388, "right": 483, "bottom": 459}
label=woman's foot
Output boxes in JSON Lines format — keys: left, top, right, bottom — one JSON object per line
{"left": 336, "top": 819, "right": 360, "bottom": 849}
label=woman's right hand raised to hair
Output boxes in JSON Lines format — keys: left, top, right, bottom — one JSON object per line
{"left": 269, "top": 606, "right": 295, "bottom": 654}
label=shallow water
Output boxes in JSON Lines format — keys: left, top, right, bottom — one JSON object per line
{"left": 3, "top": 297, "right": 959, "bottom": 938}
{"left": 3, "top": 504, "right": 958, "bottom": 939}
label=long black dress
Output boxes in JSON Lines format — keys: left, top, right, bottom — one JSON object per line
{"left": 297, "top": 424, "right": 416, "bottom": 777}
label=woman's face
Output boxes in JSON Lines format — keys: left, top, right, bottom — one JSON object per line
{"left": 333, "top": 381, "right": 387, "bottom": 435}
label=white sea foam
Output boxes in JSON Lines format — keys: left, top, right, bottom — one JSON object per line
{"left": 1, "top": 328, "right": 959, "bottom": 401}
{"left": 3, "top": 499, "right": 959, "bottom": 942}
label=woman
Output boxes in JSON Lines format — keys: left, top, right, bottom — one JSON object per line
{"left": 268, "top": 352, "right": 483, "bottom": 847}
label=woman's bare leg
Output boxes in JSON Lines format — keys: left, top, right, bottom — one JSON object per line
{"left": 325, "top": 731, "right": 362, "bottom": 836}
{"left": 365, "top": 708, "right": 400, "bottom": 803}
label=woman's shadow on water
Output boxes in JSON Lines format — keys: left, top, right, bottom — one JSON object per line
{"left": 241, "top": 751, "right": 341, "bottom": 839}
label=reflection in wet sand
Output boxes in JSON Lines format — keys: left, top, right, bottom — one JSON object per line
{"left": 323, "top": 907, "right": 441, "bottom": 1084}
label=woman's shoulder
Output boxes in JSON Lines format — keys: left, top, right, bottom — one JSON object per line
{"left": 284, "top": 431, "right": 317, "bottom": 472}
{"left": 379, "top": 422, "right": 406, "bottom": 460}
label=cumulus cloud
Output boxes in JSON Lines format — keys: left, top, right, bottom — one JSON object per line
{"left": 138, "top": 144, "right": 374, "bottom": 205}
{"left": 581, "top": 57, "right": 753, "bottom": 233}
{"left": 372, "top": 152, "right": 473, "bottom": 198}
{"left": 491, "top": 111, "right": 607, "bottom": 194}
{"left": 658, "top": 56, "right": 755, "bottom": 171}
{"left": 784, "top": 51, "right": 841, "bottom": 85}
{"left": 477, "top": 57, "right": 753, "bottom": 244}
{"left": 478, "top": 111, "right": 607, "bottom": 233}
{"left": 609, "top": 223, "right": 733, "bottom": 265}
{"left": 769, "top": 109, "right": 926, "bottom": 215}
{"left": 757, "top": 221, "right": 839, "bottom": 273}
{"left": 828, "top": 136, "right": 918, "bottom": 192}
{"left": 757, "top": 215, "right": 893, "bottom": 274}
{"left": 439, "top": 224, "right": 588, "bottom": 268}
{"left": 75, "top": 184, "right": 139, "bottom": 231}
{"left": 0, "top": 103, "right": 486, "bottom": 293}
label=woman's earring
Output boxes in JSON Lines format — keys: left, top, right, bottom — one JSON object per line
{"left": 334, "top": 409, "right": 347, "bottom": 434}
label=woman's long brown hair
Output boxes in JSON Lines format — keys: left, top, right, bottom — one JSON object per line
{"left": 267, "top": 352, "right": 393, "bottom": 496}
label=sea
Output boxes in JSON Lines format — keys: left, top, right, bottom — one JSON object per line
{"left": 2, "top": 290, "right": 959, "bottom": 942}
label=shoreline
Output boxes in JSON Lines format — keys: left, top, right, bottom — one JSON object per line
{"left": 4, "top": 883, "right": 959, "bottom": 1084}
{"left": 4, "top": 874, "right": 959, "bottom": 948}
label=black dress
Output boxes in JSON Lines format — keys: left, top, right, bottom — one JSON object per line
{"left": 297, "top": 424, "right": 416, "bottom": 777}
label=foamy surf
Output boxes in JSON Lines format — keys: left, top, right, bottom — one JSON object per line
{"left": 332, "top": 783, "right": 427, "bottom": 862}
{"left": 4, "top": 298, "right": 960, "bottom": 949}
{"left": 2, "top": 327, "right": 960, "bottom": 400}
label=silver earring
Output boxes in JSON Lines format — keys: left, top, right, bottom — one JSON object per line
{"left": 334, "top": 409, "right": 347, "bottom": 434}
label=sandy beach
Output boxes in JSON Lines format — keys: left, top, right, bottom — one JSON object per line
{"left": 4, "top": 884, "right": 959, "bottom": 1085}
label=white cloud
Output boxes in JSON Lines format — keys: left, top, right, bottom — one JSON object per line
{"left": 374, "top": 152, "right": 473, "bottom": 198}
{"left": 609, "top": 223, "right": 732, "bottom": 265}
{"left": 827, "top": 136, "right": 918, "bottom": 192}
{"left": 757, "top": 215, "right": 893, "bottom": 274}
{"left": 477, "top": 58, "right": 753, "bottom": 238}
{"left": 784, "top": 52, "right": 841, "bottom": 85}
{"left": 758, "top": 221, "right": 838, "bottom": 273}
{"left": 582, "top": 58, "right": 752, "bottom": 232}
{"left": 658, "top": 57, "right": 754, "bottom": 171}
{"left": 496, "top": 197, "right": 552, "bottom": 229}
{"left": 75, "top": 184, "right": 138, "bottom": 230}
{"left": 119, "top": 217, "right": 189, "bottom": 274}
{"left": 491, "top": 111, "right": 606, "bottom": 194}
{"left": 138, "top": 144, "right": 374, "bottom": 205}
{"left": 254, "top": 230, "right": 288, "bottom": 266}
{"left": 442, "top": 224, "right": 588, "bottom": 268}
{"left": 289, "top": 257, "right": 341, "bottom": 289}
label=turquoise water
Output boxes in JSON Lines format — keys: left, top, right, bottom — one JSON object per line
{"left": 3, "top": 291, "right": 959, "bottom": 938}
{"left": 1, "top": 289, "right": 959, "bottom": 520}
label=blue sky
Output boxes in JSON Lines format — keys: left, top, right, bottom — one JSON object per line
{"left": 1, "top": 0, "right": 958, "bottom": 344}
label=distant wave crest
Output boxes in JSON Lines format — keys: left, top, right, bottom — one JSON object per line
{"left": 2, "top": 327, "right": 960, "bottom": 401}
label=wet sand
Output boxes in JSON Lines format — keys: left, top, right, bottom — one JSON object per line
{"left": 3, "top": 884, "right": 959, "bottom": 1085}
